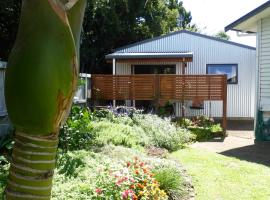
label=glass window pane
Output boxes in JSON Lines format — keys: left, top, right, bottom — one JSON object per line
{"left": 207, "top": 64, "right": 238, "bottom": 84}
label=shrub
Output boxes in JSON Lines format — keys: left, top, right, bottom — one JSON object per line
{"left": 176, "top": 116, "right": 224, "bottom": 141}
{"left": 92, "top": 121, "right": 150, "bottom": 148}
{"left": 133, "top": 114, "right": 194, "bottom": 151}
{"left": 59, "top": 106, "right": 95, "bottom": 151}
{"left": 60, "top": 107, "right": 194, "bottom": 152}
{"left": 153, "top": 166, "right": 187, "bottom": 200}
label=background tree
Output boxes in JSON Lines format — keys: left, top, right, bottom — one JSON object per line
{"left": 214, "top": 31, "right": 230, "bottom": 41}
{"left": 0, "top": 0, "right": 196, "bottom": 73}
{"left": 0, "top": 0, "right": 21, "bottom": 61}
{"left": 81, "top": 0, "right": 196, "bottom": 73}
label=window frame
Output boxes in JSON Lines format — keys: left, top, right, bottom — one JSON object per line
{"left": 206, "top": 63, "right": 238, "bottom": 84}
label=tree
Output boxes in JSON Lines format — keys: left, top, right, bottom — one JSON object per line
{"left": 214, "top": 31, "right": 230, "bottom": 41}
{"left": 0, "top": 0, "right": 196, "bottom": 73}
{"left": 4, "top": 0, "right": 86, "bottom": 199}
{"left": 0, "top": 0, "right": 21, "bottom": 61}
{"left": 81, "top": 0, "right": 195, "bottom": 73}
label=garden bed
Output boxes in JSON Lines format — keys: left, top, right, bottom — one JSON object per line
{"left": 0, "top": 107, "right": 196, "bottom": 200}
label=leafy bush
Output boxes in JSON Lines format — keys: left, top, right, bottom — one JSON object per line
{"left": 0, "top": 162, "right": 8, "bottom": 199}
{"left": 153, "top": 166, "right": 187, "bottom": 200}
{"left": 60, "top": 107, "right": 194, "bottom": 152}
{"left": 133, "top": 114, "right": 194, "bottom": 151}
{"left": 59, "top": 106, "right": 95, "bottom": 151}
{"left": 176, "top": 116, "right": 224, "bottom": 141}
{"left": 92, "top": 121, "right": 150, "bottom": 148}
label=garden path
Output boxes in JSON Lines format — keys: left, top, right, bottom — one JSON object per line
{"left": 191, "top": 120, "right": 270, "bottom": 166}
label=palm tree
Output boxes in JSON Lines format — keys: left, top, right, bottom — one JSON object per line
{"left": 4, "top": 0, "right": 86, "bottom": 199}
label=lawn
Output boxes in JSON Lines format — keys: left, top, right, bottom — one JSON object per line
{"left": 171, "top": 148, "right": 270, "bottom": 200}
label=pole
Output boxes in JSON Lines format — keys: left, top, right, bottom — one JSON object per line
{"left": 113, "top": 58, "right": 116, "bottom": 107}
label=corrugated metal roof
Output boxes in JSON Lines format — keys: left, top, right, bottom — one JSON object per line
{"left": 112, "top": 30, "right": 256, "bottom": 53}
{"left": 225, "top": 1, "right": 270, "bottom": 33}
{"left": 106, "top": 52, "right": 193, "bottom": 59}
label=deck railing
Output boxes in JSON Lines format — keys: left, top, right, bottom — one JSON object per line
{"left": 91, "top": 74, "right": 227, "bottom": 129}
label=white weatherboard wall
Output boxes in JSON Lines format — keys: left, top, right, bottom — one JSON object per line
{"left": 115, "top": 31, "right": 256, "bottom": 118}
{"left": 258, "top": 17, "right": 270, "bottom": 111}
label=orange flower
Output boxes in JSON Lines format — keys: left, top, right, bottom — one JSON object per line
{"left": 135, "top": 170, "right": 139, "bottom": 175}
{"left": 137, "top": 183, "right": 144, "bottom": 189}
{"left": 130, "top": 184, "right": 135, "bottom": 189}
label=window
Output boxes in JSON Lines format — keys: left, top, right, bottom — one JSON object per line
{"left": 133, "top": 65, "right": 176, "bottom": 74}
{"left": 206, "top": 64, "right": 238, "bottom": 84}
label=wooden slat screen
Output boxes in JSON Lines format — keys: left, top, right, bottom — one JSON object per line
{"left": 92, "top": 74, "right": 227, "bottom": 102}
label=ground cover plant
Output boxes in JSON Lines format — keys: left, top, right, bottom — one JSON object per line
{"left": 177, "top": 116, "right": 223, "bottom": 141}
{"left": 171, "top": 148, "right": 270, "bottom": 200}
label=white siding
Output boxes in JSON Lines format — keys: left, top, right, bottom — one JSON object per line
{"left": 115, "top": 32, "right": 256, "bottom": 118}
{"left": 0, "top": 69, "right": 7, "bottom": 116}
{"left": 259, "top": 17, "right": 270, "bottom": 111}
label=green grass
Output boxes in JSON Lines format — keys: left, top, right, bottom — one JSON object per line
{"left": 171, "top": 148, "right": 270, "bottom": 200}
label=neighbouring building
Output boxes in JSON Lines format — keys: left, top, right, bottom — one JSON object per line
{"left": 226, "top": 1, "right": 270, "bottom": 140}
{"left": 0, "top": 61, "right": 7, "bottom": 117}
{"left": 104, "top": 30, "right": 256, "bottom": 119}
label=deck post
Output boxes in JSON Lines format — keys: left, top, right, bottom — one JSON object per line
{"left": 222, "top": 75, "right": 227, "bottom": 132}
{"left": 113, "top": 58, "right": 116, "bottom": 107}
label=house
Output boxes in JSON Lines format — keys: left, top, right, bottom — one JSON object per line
{"left": 101, "top": 30, "right": 256, "bottom": 120}
{"left": 225, "top": 1, "right": 270, "bottom": 141}
{"left": 0, "top": 61, "right": 7, "bottom": 117}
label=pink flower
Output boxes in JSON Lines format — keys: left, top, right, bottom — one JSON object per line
{"left": 121, "top": 190, "right": 134, "bottom": 199}
{"left": 95, "top": 188, "right": 102, "bottom": 194}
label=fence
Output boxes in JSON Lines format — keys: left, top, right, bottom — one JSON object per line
{"left": 91, "top": 74, "right": 227, "bottom": 129}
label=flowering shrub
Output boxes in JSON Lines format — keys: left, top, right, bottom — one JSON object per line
{"left": 94, "top": 157, "right": 168, "bottom": 200}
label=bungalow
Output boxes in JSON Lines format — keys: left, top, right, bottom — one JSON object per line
{"left": 225, "top": 1, "right": 270, "bottom": 141}
{"left": 101, "top": 30, "right": 256, "bottom": 120}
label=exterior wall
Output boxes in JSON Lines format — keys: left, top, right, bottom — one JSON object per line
{"left": 258, "top": 17, "right": 270, "bottom": 111}
{"left": 255, "top": 17, "right": 270, "bottom": 140}
{"left": 0, "top": 63, "right": 7, "bottom": 116}
{"left": 116, "top": 32, "right": 256, "bottom": 118}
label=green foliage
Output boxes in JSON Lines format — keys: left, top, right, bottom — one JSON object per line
{"left": 0, "top": 163, "right": 8, "bottom": 198}
{"left": 57, "top": 151, "right": 87, "bottom": 178}
{"left": 153, "top": 165, "right": 187, "bottom": 199}
{"left": 176, "top": 116, "right": 224, "bottom": 141}
{"left": 92, "top": 121, "right": 149, "bottom": 148}
{"left": 60, "top": 107, "right": 194, "bottom": 152}
{"left": 133, "top": 114, "right": 193, "bottom": 151}
{"left": 81, "top": 0, "right": 196, "bottom": 73}
{"left": 59, "top": 106, "right": 95, "bottom": 151}
{"left": 214, "top": 31, "right": 230, "bottom": 41}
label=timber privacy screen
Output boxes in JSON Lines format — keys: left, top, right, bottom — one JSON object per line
{"left": 91, "top": 74, "right": 227, "bottom": 128}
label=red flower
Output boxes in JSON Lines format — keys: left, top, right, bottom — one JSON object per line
{"left": 95, "top": 188, "right": 102, "bottom": 194}
{"left": 127, "top": 162, "right": 131, "bottom": 167}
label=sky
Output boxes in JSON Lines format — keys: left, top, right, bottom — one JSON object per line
{"left": 181, "top": 0, "right": 269, "bottom": 47}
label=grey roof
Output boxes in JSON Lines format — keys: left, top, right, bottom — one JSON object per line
{"left": 113, "top": 30, "right": 256, "bottom": 52}
{"left": 105, "top": 52, "right": 193, "bottom": 59}
{"left": 225, "top": 1, "right": 270, "bottom": 33}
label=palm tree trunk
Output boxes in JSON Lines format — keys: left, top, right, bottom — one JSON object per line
{"left": 6, "top": 132, "right": 58, "bottom": 199}
{"left": 4, "top": 0, "right": 86, "bottom": 199}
